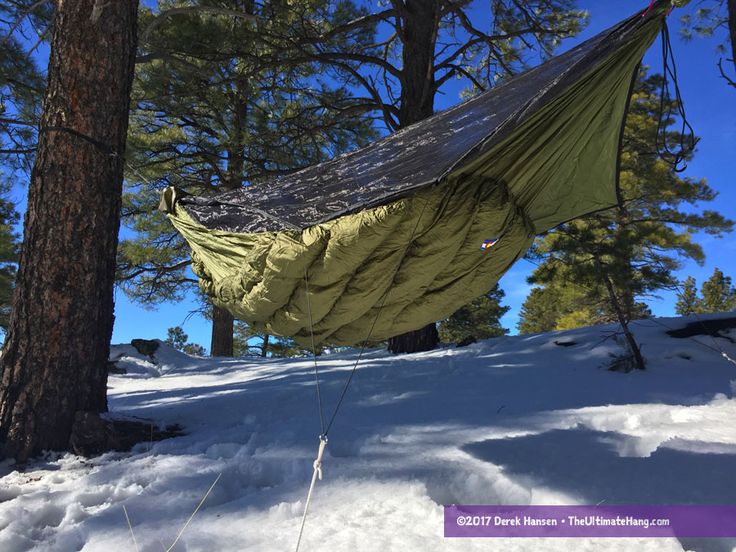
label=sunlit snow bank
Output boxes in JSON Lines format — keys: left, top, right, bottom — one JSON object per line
{"left": 1, "top": 314, "right": 736, "bottom": 551}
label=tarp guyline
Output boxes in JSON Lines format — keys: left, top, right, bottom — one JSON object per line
{"left": 161, "top": 2, "right": 674, "bottom": 347}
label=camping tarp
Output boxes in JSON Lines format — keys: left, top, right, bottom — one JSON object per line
{"left": 161, "top": 2, "right": 671, "bottom": 346}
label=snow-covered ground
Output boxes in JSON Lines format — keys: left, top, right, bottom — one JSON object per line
{"left": 2, "top": 314, "right": 736, "bottom": 552}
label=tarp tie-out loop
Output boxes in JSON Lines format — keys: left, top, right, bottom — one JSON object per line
{"left": 643, "top": 1, "right": 680, "bottom": 19}
{"left": 294, "top": 435, "right": 328, "bottom": 552}
{"left": 641, "top": 0, "right": 656, "bottom": 18}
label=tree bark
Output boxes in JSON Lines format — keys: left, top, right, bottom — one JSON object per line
{"left": 211, "top": 305, "right": 234, "bottom": 357}
{"left": 397, "top": 0, "right": 439, "bottom": 126}
{"left": 0, "top": 0, "right": 139, "bottom": 462}
{"left": 208, "top": 56, "right": 250, "bottom": 357}
{"left": 388, "top": 0, "right": 441, "bottom": 355}
{"left": 207, "top": 141, "right": 241, "bottom": 356}
{"left": 388, "top": 324, "right": 439, "bottom": 354}
{"left": 261, "top": 334, "right": 269, "bottom": 357}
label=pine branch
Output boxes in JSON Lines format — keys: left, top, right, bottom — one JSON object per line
{"left": 140, "top": 6, "right": 257, "bottom": 46}
{"left": 317, "top": 9, "right": 397, "bottom": 40}
{"left": 118, "top": 259, "right": 191, "bottom": 282}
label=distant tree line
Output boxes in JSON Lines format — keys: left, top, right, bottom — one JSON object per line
{"left": 675, "top": 268, "right": 736, "bottom": 315}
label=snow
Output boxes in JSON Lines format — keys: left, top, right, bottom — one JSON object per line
{"left": 2, "top": 314, "right": 736, "bottom": 551}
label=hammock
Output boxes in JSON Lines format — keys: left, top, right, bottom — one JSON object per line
{"left": 160, "top": 2, "right": 671, "bottom": 346}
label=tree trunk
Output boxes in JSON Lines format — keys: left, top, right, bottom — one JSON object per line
{"left": 594, "top": 256, "right": 646, "bottom": 370}
{"left": 398, "top": 0, "right": 439, "bottom": 126}
{"left": 208, "top": 64, "right": 249, "bottom": 356}
{"left": 211, "top": 305, "right": 234, "bottom": 357}
{"left": 388, "top": 0, "right": 441, "bottom": 354}
{"left": 261, "top": 334, "right": 269, "bottom": 357}
{"left": 388, "top": 324, "right": 439, "bottom": 354}
{"left": 0, "top": 0, "right": 139, "bottom": 462}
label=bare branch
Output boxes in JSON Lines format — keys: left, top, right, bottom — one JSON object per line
{"left": 436, "top": 63, "right": 486, "bottom": 90}
{"left": 1, "top": 0, "right": 51, "bottom": 46}
{"left": 718, "top": 58, "right": 736, "bottom": 88}
{"left": 0, "top": 116, "right": 36, "bottom": 127}
{"left": 118, "top": 259, "right": 192, "bottom": 282}
{"left": 0, "top": 146, "right": 36, "bottom": 154}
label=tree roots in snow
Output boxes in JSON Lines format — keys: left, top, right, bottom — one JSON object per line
{"left": 68, "top": 411, "right": 183, "bottom": 457}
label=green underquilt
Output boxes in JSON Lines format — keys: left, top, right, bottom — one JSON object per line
{"left": 166, "top": 14, "right": 661, "bottom": 346}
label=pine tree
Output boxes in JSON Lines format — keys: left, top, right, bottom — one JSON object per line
{"left": 520, "top": 71, "right": 733, "bottom": 361}
{"left": 518, "top": 279, "right": 653, "bottom": 334}
{"left": 118, "top": 0, "right": 377, "bottom": 357}
{"left": 675, "top": 276, "right": 700, "bottom": 315}
{"left": 233, "top": 320, "right": 268, "bottom": 357}
{"left": 518, "top": 282, "right": 614, "bottom": 334}
{"left": 439, "top": 286, "right": 510, "bottom": 343}
{"left": 699, "top": 267, "right": 736, "bottom": 312}
{"left": 183, "top": 343, "right": 206, "bottom": 356}
{"left": 165, "top": 325, "right": 206, "bottom": 354}
{"left": 518, "top": 286, "right": 563, "bottom": 334}
{"left": 0, "top": 0, "right": 139, "bottom": 461}
{"left": 233, "top": 320, "right": 307, "bottom": 357}
{"left": 165, "top": 326, "right": 188, "bottom": 350}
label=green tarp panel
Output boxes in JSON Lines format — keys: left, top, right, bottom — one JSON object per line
{"left": 161, "top": 2, "right": 671, "bottom": 346}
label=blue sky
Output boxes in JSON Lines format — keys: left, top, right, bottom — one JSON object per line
{"left": 5, "top": 1, "right": 736, "bottom": 349}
